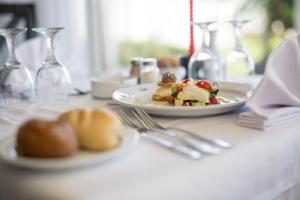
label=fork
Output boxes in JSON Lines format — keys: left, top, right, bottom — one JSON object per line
{"left": 130, "top": 109, "right": 222, "bottom": 155}
{"left": 116, "top": 110, "right": 202, "bottom": 160}
{"left": 134, "top": 108, "right": 233, "bottom": 149}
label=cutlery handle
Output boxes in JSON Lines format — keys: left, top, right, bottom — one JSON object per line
{"left": 169, "top": 127, "right": 233, "bottom": 149}
{"left": 150, "top": 128, "right": 221, "bottom": 155}
{"left": 181, "top": 136, "right": 221, "bottom": 155}
{"left": 141, "top": 132, "right": 202, "bottom": 160}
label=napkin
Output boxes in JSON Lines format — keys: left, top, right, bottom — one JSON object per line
{"left": 238, "top": 34, "right": 300, "bottom": 130}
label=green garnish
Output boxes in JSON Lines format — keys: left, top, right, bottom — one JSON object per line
{"left": 171, "top": 87, "right": 177, "bottom": 97}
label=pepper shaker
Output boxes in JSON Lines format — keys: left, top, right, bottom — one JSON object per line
{"left": 130, "top": 57, "right": 143, "bottom": 84}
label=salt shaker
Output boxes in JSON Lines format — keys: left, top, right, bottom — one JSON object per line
{"left": 140, "top": 58, "right": 160, "bottom": 84}
{"left": 130, "top": 57, "right": 143, "bottom": 84}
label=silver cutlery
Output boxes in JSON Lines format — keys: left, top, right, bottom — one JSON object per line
{"left": 134, "top": 108, "right": 232, "bottom": 149}
{"left": 0, "top": 114, "right": 18, "bottom": 124}
{"left": 69, "top": 88, "right": 90, "bottom": 96}
{"left": 116, "top": 110, "right": 202, "bottom": 160}
{"left": 106, "top": 101, "right": 121, "bottom": 106}
{"left": 130, "top": 109, "right": 221, "bottom": 154}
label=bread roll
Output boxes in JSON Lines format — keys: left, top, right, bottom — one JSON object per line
{"left": 16, "top": 119, "right": 78, "bottom": 158}
{"left": 58, "top": 109, "right": 121, "bottom": 151}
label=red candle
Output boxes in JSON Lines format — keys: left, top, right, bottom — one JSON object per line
{"left": 188, "top": 0, "right": 195, "bottom": 57}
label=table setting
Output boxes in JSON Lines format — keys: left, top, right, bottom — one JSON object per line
{"left": 0, "top": 8, "right": 300, "bottom": 199}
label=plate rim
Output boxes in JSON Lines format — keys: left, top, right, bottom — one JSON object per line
{"left": 112, "top": 82, "right": 252, "bottom": 112}
{"left": 0, "top": 127, "right": 140, "bottom": 170}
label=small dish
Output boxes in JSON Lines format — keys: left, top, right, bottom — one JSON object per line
{"left": 91, "top": 75, "right": 137, "bottom": 98}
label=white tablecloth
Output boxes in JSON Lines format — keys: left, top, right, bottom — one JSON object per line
{"left": 0, "top": 96, "right": 300, "bottom": 200}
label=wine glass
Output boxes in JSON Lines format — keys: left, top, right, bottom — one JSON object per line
{"left": 225, "top": 20, "right": 255, "bottom": 81}
{"left": 208, "top": 29, "right": 225, "bottom": 80}
{"left": 188, "top": 21, "right": 221, "bottom": 81}
{"left": 0, "top": 28, "right": 34, "bottom": 108}
{"left": 33, "top": 28, "right": 72, "bottom": 105}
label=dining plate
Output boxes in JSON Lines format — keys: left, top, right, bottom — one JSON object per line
{"left": 0, "top": 127, "right": 139, "bottom": 170}
{"left": 112, "top": 82, "right": 252, "bottom": 117}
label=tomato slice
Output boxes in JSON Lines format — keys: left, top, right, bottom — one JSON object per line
{"left": 209, "top": 96, "right": 220, "bottom": 105}
{"left": 196, "top": 81, "right": 213, "bottom": 91}
{"left": 182, "top": 79, "right": 190, "bottom": 84}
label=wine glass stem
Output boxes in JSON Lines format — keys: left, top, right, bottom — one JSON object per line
{"left": 199, "top": 26, "right": 209, "bottom": 49}
{"left": 234, "top": 27, "right": 243, "bottom": 50}
{"left": 45, "top": 35, "right": 58, "bottom": 64}
{"left": 4, "top": 35, "right": 20, "bottom": 66}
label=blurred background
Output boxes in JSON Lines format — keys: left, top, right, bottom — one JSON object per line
{"left": 0, "top": 0, "right": 298, "bottom": 79}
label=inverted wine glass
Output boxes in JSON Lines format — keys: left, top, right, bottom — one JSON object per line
{"left": 188, "top": 21, "right": 221, "bottom": 81}
{"left": 0, "top": 28, "right": 34, "bottom": 108}
{"left": 33, "top": 27, "right": 72, "bottom": 105}
{"left": 225, "top": 20, "right": 255, "bottom": 81}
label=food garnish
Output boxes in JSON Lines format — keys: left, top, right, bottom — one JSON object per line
{"left": 152, "top": 72, "right": 220, "bottom": 106}
{"left": 161, "top": 72, "right": 177, "bottom": 83}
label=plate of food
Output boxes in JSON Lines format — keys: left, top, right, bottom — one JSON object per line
{"left": 0, "top": 109, "right": 139, "bottom": 170}
{"left": 112, "top": 72, "right": 252, "bottom": 117}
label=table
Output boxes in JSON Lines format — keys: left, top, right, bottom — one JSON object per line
{"left": 1, "top": 95, "right": 300, "bottom": 200}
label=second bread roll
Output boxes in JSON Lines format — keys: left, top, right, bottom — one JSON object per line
{"left": 58, "top": 109, "right": 121, "bottom": 151}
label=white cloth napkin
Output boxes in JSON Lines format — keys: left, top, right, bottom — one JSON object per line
{"left": 239, "top": 34, "right": 300, "bottom": 130}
